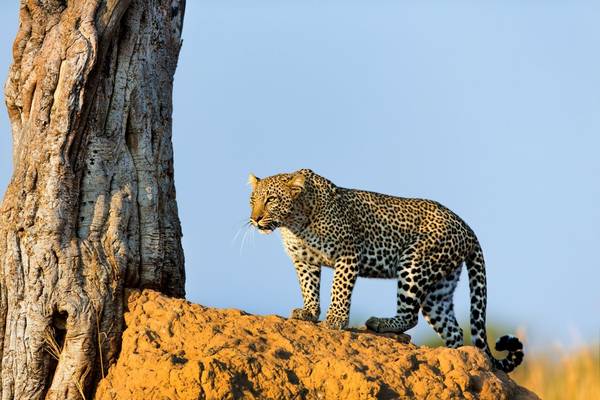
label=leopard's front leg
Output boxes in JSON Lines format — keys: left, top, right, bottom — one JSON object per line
{"left": 290, "top": 261, "right": 321, "bottom": 322}
{"left": 321, "top": 255, "right": 359, "bottom": 330}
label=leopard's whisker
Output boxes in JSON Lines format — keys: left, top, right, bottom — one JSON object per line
{"left": 249, "top": 225, "right": 256, "bottom": 246}
{"left": 231, "top": 225, "right": 245, "bottom": 247}
{"left": 231, "top": 220, "right": 253, "bottom": 247}
{"left": 240, "top": 225, "right": 251, "bottom": 254}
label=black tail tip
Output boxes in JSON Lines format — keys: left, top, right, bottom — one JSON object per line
{"left": 495, "top": 335, "right": 523, "bottom": 352}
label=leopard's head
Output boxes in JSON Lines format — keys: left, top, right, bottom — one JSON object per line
{"left": 247, "top": 171, "right": 307, "bottom": 234}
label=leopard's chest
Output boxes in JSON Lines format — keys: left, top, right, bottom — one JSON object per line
{"left": 280, "top": 227, "right": 336, "bottom": 267}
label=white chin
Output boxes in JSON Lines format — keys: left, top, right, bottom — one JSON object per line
{"left": 258, "top": 229, "right": 273, "bottom": 235}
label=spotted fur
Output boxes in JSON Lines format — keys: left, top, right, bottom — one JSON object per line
{"left": 248, "top": 169, "right": 524, "bottom": 372}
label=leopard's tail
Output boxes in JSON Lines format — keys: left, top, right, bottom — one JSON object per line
{"left": 465, "top": 242, "right": 524, "bottom": 373}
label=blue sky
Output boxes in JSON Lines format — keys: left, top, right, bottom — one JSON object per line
{"left": 1, "top": 1, "right": 598, "bottom": 350}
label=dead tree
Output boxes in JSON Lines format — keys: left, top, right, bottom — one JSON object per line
{"left": 0, "top": 0, "right": 186, "bottom": 398}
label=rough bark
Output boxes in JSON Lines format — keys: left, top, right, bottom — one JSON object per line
{"left": 0, "top": 1, "right": 186, "bottom": 399}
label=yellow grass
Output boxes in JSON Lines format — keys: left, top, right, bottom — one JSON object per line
{"left": 512, "top": 344, "right": 600, "bottom": 400}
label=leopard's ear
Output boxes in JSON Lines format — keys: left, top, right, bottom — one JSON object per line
{"left": 288, "top": 173, "right": 305, "bottom": 197}
{"left": 248, "top": 173, "right": 260, "bottom": 190}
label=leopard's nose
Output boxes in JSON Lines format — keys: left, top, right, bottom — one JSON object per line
{"left": 255, "top": 215, "right": 263, "bottom": 224}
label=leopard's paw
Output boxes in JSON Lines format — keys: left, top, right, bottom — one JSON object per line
{"left": 320, "top": 314, "right": 348, "bottom": 330}
{"left": 290, "top": 308, "right": 319, "bottom": 322}
{"left": 365, "top": 316, "right": 413, "bottom": 333}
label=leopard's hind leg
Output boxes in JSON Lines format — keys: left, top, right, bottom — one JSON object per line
{"left": 421, "top": 266, "right": 464, "bottom": 348}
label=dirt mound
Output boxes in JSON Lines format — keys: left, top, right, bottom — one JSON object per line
{"left": 94, "top": 290, "right": 538, "bottom": 400}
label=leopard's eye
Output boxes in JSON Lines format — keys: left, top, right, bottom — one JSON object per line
{"left": 265, "top": 196, "right": 277, "bottom": 205}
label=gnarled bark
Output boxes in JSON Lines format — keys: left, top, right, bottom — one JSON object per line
{"left": 0, "top": 1, "right": 186, "bottom": 398}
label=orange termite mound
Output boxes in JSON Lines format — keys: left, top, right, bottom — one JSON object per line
{"left": 94, "top": 290, "right": 538, "bottom": 400}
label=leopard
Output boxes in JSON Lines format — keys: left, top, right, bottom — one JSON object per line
{"left": 247, "top": 168, "right": 524, "bottom": 372}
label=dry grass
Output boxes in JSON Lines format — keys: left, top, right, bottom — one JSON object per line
{"left": 74, "top": 365, "right": 91, "bottom": 400}
{"left": 43, "top": 327, "right": 63, "bottom": 361}
{"left": 512, "top": 344, "right": 600, "bottom": 400}
{"left": 93, "top": 305, "right": 107, "bottom": 379}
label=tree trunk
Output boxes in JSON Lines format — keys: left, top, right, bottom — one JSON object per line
{"left": 0, "top": 1, "right": 186, "bottom": 398}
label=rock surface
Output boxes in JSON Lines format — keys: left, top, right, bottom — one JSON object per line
{"left": 94, "top": 290, "right": 539, "bottom": 400}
